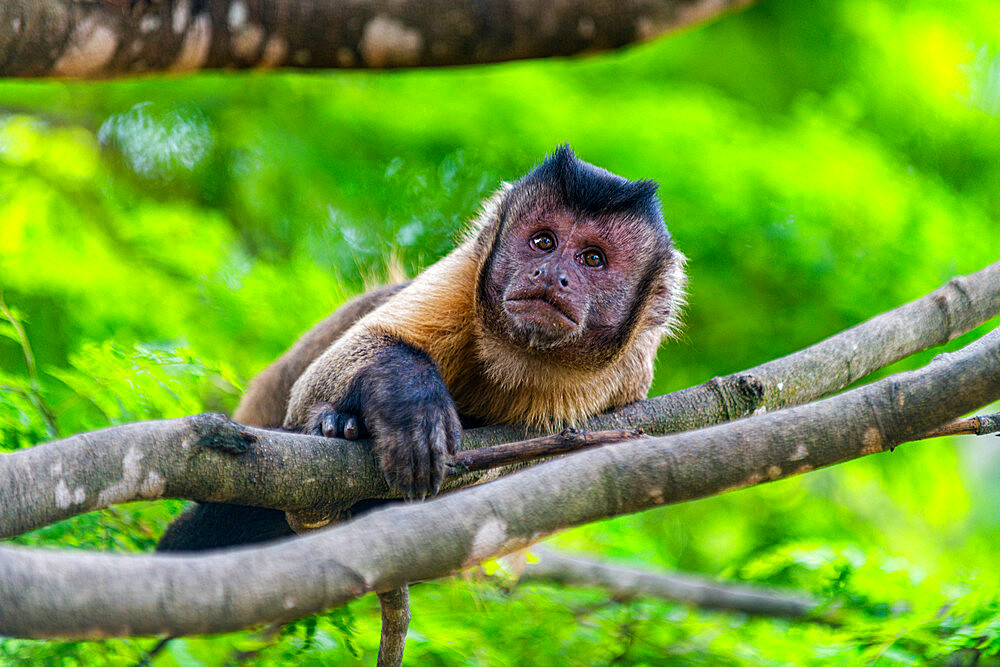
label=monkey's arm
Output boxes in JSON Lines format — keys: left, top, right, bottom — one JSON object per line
{"left": 285, "top": 329, "right": 463, "bottom": 498}
{"left": 233, "top": 282, "right": 408, "bottom": 428}
{"left": 157, "top": 283, "right": 410, "bottom": 553}
{"left": 161, "top": 324, "right": 462, "bottom": 550}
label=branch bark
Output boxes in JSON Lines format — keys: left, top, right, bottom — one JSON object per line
{"left": 523, "top": 547, "right": 835, "bottom": 622}
{"left": 0, "top": 0, "right": 755, "bottom": 79}
{"left": 1, "top": 325, "right": 997, "bottom": 638}
{"left": 3, "top": 259, "right": 999, "bottom": 538}
{"left": 376, "top": 586, "right": 410, "bottom": 667}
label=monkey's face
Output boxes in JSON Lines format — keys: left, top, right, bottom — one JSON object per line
{"left": 481, "top": 197, "right": 671, "bottom": 363}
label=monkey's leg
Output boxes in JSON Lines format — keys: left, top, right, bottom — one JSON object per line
{"left": 156, "top": 503, "right": 295, "bottom": 552}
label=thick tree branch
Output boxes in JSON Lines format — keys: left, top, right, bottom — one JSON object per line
{"left": 2, "top": 260, "right": 999, "bottom": 538}
{"left": 1, "top": 325, "right": 997, "bottom": 639}
{"left": 0, "top": 417, "right": 637, "bottom": 538}
{"left": 523, "top": 547, "right": 835, "bottom": 622}
{"left": 0, "top": 0, "right": 755, "bottom": 79}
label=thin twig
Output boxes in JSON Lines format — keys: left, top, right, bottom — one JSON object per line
{"left": 918, "top": 412, "right": 1000, "bottom": 439}
{"left": 522, "top": 547, "right": 839, "bottom": 623}
{"left": 449, "top": 428, "right": 645, "bottom": 474}
{"left": 136, "top": 636, "right": 171, "bottom": 666}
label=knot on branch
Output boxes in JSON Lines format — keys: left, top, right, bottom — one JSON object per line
{"left": 185, "top": 413, "right": 256, "bottom": 454}
{"left": 708, "top": 373, "right": 766, "bottom": 420}
{"left": 558, "top": 427, "right": 585, "bottom": 442}
{"left": 977, "top": 413, "right": 1000, "bottom": 436}
{"left": 933, "top": 275, "right": 973, "bottom": 342}
{"left": 737, "top": 373, "right": 766, "bottom": 403}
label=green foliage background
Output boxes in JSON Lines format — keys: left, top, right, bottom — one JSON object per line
{"left": 2, "top": 0, "right": 1000, "bottom": 664}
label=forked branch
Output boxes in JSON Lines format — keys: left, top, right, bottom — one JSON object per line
{"left": 1, "top": 325, "right": 997, "bottom": 638}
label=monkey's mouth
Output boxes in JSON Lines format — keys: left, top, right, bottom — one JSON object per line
{"left": 504, "top": 297, "right": 579, "bottom": 329}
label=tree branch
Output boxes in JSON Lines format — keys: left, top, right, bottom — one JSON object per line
{"left": 522, "top": 547, "right": 836, "bottom": 622}
{"left": 918, "top": 412, "right": 1000, "bottom": 439}
{"left": 3, "top": 259, "right": 998, "bottom": 538}
{"left": 376, "top": 586, "right": 410, "bottom": 667}
{"left": 1, "top": 325, "right": 997, "bottom": 639}
{"left": 0, "top": 0, "right": 755, "bottom": 79}
{"left": 450, "top": 427, "right": 645, "bottom": 473}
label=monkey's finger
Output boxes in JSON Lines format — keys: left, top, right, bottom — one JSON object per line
{"left": 427, "top": 415, "right": 449, "bottom": 497}
{"left": 446, "top": 410, "right": 461, "bottom": 456}
{"left": 343, "top": 417, "right": 359, "bottom": 440}
{"left": 412, "top": 421, "right": 432, "bottom": 500}
{"left": 372, "top": 417, "right": 416, "bottom": 497}
{"left": 352, "top": 416, "right": 372, "bottom": 440}
{"left": 321, "top": 413, "right": 338, "bottom": 439}
{"left": 406, "top": 437, "right": 423, "bottom": 500}
{"left": 385, "top": 452, "right": 414, "bottom": 500}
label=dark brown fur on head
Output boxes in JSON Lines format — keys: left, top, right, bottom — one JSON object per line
{"left": 477, "top": 145, "right": 680, "bottom": 368}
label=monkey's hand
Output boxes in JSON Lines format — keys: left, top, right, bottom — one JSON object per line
{"left": 301, "top": 343, "right": 462, "bottom": 499}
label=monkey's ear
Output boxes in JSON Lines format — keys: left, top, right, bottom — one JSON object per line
{"left": 644, "top": 281, "right": 674, "bottom": 328}
{"left": 647, "top": 250, "right": 688, "bottom": 334}
{"left": 465, "top": 182, "right": 515, "bottom": 247}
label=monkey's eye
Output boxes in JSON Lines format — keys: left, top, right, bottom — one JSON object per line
{"left": 579, "top": 248, "right": 606, "bottom": 268}
{"left": 530, "top": 231, "right": 556, "bottom": 252}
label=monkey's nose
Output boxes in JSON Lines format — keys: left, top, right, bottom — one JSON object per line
{"left": 530, "top": 265, "right": 571, "bottom": 289}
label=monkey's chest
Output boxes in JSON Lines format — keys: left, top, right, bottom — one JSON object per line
{"left": 442, "top": 357, "right": 612, "bottom": 430}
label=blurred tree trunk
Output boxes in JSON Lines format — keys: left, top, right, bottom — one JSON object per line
{"left": 0, "top": 0, "right": 754, "bottom": 78}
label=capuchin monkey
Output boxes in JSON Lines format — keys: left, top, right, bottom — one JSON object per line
{"left": 158, "top": 145, "right": 686, "bottom": 552}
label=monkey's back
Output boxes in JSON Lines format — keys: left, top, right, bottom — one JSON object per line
{"left": 233, "top": 282, "right": 409, "bottom": 429}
